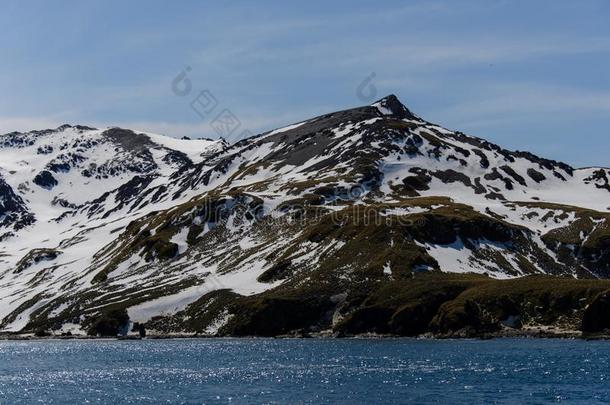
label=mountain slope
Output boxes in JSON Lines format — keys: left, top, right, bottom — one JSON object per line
{"left": 1, "top": 96, "right": 610, "bottom": 336}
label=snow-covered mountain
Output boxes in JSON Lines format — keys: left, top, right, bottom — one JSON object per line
{"left": 2, "top": 95, "right": 610, "bottom": 336}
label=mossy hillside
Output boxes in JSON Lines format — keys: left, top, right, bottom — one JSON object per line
{"left": 310, "top": 199, "right": 531, "bottom": 275}
{"left": 579, "top": 220, "right": 610, "bottom": 276}
{"left": 487, "top": 201, "right": 610, "bottom": 277}
{"left": 334, "top": 273, "right": 489, "bottom": 336}
{"left": 25, "top": 191, "right": 275, "bottom": 333}
{"left": 144, "top": 289, "right": 241, "bottom": 334}
{"left": 20, "top": 297, "right": 80, "bottom": 333}
{"left": 543, "top": 217, "right": 597, "bottom": 246}
{"left": 301, "top": 213, "right": 431, "bottom": 279}
{"left": 276, "top": 194, "right": 325, "bottom": 210}
{"left": 217, "top": 145, "right": 350, "bottom": 197}
{"left": 515, "top": 201, "right": 607, "bottom": 219}
{"left": 21, "top": 272, "right": 610, "bottom": 337}
{"left": 515, "top": 201, "right": 610, "bottom": 246}
{"left": 411, "top": 211, "right": 517, "bottom": 244}
{"left": 0, "top": 293, "right": 48, "bottom": 331}
{"left": 91, "top": 191, "right": 264, "bottom": 283}
{"left": 18, "top": 194, "right": 273, "bottom": 333}
{"left": 522, "top": 201, "right": 610, "bottom": 276}
{"left": 278, "top": 178, "right": 338, "bottom": 196}
{"left": 219, "top": 295, "right": 331, "bottom": 337}
{"left": 22, "top": 194, "right": 610, "bottom": 337}
{"left": 94, "top": 186, "right": 543, "bottom": 291}
{"left": 96, "top": 199, "right": 606, "bottom": 334}
{"left": 384, "top": 119, "right": 420, "bottom": 131}
{"left": 218, "top": 271, "right": 352, "bottom": 337}
{"left": 19, "top": 274, "right": 207, "bottom": 334}
{"left": 173, "top": 274, "right": 610, "bottom": 338}
{"left": 254, "top": 202, "right": 437, "bottom": 284}
{"left": 256, "top": 197, "right": 551, "bottom": 286}
{"left": 430, "top": 276, "right": 610, "bottom": 336}
{"left": 211, "top": 200, "right": 559, "bottom": 337}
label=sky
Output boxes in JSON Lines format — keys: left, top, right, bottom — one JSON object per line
{"left": 1, "top": 0, "right": 610, "bottom": 167}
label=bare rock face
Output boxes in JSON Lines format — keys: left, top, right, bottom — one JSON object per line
{"left": 582, "top": 290, "right": 610, "bottom": 333}
{"left": 33, "top": 170, "right": 58, "bottom": 189}
{"left": 0, "top": 175, "right": 35, "bottom": 233}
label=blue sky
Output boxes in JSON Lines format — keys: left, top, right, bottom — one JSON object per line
{"left": 1, "top": 1, "right": 610, "bottom": 167}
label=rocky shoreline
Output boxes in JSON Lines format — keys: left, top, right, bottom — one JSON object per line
{"left": 2, "top": 332, "right": 610, "bottom": 341}
{"left": 3, "top": 326, "right": 610, "bottom": 342}
{"left": 7, "top": 273, "right": 610, "bottom": 340}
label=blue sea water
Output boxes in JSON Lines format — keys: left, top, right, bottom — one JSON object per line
{"left": 0, "top": 338, "right": 608, "bottom": 404}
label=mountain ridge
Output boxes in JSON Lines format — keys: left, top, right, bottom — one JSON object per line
{"left": 2, "top": 94, "right": 610, "bottom": 337}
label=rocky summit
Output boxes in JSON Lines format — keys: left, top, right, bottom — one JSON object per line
{"left": 2, "top": 95, "right": 610, "bottom": 338}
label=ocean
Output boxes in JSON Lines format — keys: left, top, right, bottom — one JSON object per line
{"left": 0, "top": 338, "right": 608, "bottom": 404}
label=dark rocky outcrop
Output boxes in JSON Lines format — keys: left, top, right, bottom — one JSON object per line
{"left": 86, "top": 309, "right": 130, "bottom": 337}
{"left": 33, "top": 170, "right": 58, "bottom": 189}
{"left": 0, "top": 175, "right": 35, "bottom": 230}
{"left": 527, "top": 168, "right": 547, "bottom": 183}
{"left": 582, "top": 290, "right": 610, "bottom": 333}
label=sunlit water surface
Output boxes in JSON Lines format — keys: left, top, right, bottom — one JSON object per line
{"left": 0, "top": 338, "right": 608, "bottom": 404}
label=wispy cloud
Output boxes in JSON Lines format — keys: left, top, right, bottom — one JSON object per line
{"left": 436, "top": 82, "right": 610, "bottom": 128}
{"left": 344, "top": 37, "right": 610, "bottom": 69}
{"left": 2, "top": 1, "right": 610, "bottom": 166}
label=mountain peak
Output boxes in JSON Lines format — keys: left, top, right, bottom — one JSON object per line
{"left": 3, "top": 95, "right": 610, "bottom": 337}
{"left": 370, "top": 94, "right": 417, "bottom": 120}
